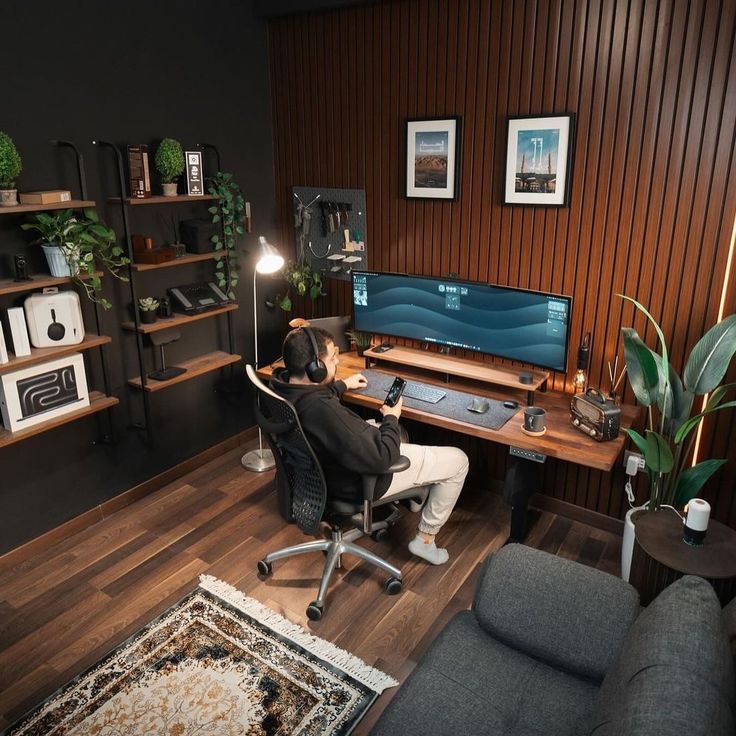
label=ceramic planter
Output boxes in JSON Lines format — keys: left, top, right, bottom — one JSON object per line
{"left": 139, "top": 309, "right": 157, "bottom": 324}
{"left": 0, "top": 188, "right": 18, "bottom": 207}
{"left": 41, "top": 244, "right": 79, "bottom": 277}
{"left": 162, "top": 182, "right": 178, "bottom": 197}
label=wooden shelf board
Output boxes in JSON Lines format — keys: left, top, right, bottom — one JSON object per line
{"left": 0, "top": 200, "right": 96, "bottom": 216}
{"left": 128, "top": 351, "right": 241, "bottom": 392}
{"left": 363, "top": 345, "right": 550, "bottom": 392}
{"left": 121, "top": 303, "right": 239, "bottom": 334}
{"left": 108, "top": 195, "right": 216, "bottom": 206}
{"left": 0, "top": 271, "right": 104, "bottom": 297}
{"left": 0, "top": 334, "right": 112, "bottom": 375}
{"left": 0, "top": 392, "right": 118, "bottom": 449}
{"left": 130, "top": 252, "right": 219, "bottom": 272}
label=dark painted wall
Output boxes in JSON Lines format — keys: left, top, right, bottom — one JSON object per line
{"left": 0, "top": 0, "right": 282, "bottom": 553}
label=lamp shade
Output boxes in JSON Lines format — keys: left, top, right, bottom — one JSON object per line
{"left": 255, "top": 236, "right": 284, "bottom": 274}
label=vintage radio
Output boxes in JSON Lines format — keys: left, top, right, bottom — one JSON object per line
{"left": 570, "top": 388, "right": 620, "bottom": 442}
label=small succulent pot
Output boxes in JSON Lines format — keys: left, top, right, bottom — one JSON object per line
{"left": 0, "top": 189, "right": 18, "bottom": 207}
{"left": 162, "top": 182, "right": 178, "bottom": 197}
{"left": 139, "top": 308, "right": 157, "bottom": 324}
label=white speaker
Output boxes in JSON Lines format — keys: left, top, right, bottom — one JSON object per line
{"left": 24, "top": 288, "right": 85, "bottom": 348}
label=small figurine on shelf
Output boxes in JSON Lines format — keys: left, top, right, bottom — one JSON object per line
{"left": 138, "top": 297, "right": 160, "bottom": 324}
{"left": 154, "top": 138, "right": 185, "bottom": 197}
{"left": 0, "top": 131, "right": 22, "bottom": 207}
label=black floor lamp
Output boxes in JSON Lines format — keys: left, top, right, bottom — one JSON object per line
{"left": 242, "top": 237, "right": 285, "bottom": 472}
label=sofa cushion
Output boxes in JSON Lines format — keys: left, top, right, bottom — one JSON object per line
{"left": 473, "top": 544, "right": 640, "bottom": 682}
{"left": 591, "top": 575, "right": 735, "bottom": 735}
{"left": 371, "top": 610, "right": 599, "bottom": 736}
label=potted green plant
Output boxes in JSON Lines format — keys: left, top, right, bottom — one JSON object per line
{"left": 276, "top": 259, "right": 325, "bottom": 312}
{"left": 154, "top": 138, "right": 185, "bottom": 196}
{"left": 621, "top": 295, "right": 736, "bottom": 511}
{"left": 346, "top": 328, "right": 372, "bottom": 356}
{"left": 138, "top": 297, "right": 160, "bottom": 324}
{"left": 21, "top": 208, "right": 130, "bottom": 309}
{"left": 0, "top": 131, "right": 22, "bottom": 207}
{"left": 208, "top": 172, "right": 244, "bottom": 299}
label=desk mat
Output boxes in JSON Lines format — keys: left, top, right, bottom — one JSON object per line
{"left": 353, "top": 369, "right": 520, "bottom": 431}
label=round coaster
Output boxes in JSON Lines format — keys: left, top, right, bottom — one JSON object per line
{"left": 520, "top": 424, "right": 547, "bottom": 437}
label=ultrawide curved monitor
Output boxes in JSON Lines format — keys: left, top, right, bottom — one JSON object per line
{"left": 351, "top": 271, "right": 572, "bottom": 373}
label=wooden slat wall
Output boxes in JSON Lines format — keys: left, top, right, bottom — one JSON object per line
{"left": 268, "top": 0, "right": 736, "bottom": 526}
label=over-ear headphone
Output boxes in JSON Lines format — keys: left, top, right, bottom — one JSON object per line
{"left": 302, "top": 326, "right": 327, "bottom": 383}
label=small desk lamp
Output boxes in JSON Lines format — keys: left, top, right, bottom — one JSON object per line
{"left": 242, "top": 236, "right": 285, "bottom": 472}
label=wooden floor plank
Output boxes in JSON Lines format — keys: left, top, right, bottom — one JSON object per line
{"left": 0, "top": 452, "right": 624, "bottom": 729}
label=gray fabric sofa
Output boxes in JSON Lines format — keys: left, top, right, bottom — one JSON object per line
{"left": 372, "top": 543, "right": 736, "bottom": 736}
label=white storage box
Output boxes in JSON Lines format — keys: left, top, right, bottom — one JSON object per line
{"left": 24, "top": 288, "right": 85, "bottom": 348}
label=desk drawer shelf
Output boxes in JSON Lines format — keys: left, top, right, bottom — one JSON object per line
{"left": 127, "top": 351, "right": 241, "bottom": 392}
{"left": 0, "top": 334, "right": 112, "bottom": 375}
{"left": 0, "top": 392, "right": 119, "bottom": 449}
{"left": 121, "top": 303, "right": 238, "bottom": 334}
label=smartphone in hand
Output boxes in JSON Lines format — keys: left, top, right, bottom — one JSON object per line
{"left": 384, "top": 376, "right": 406, "bottom": 407}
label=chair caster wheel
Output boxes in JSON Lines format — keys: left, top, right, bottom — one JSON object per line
{"left": 306, "top": 602, "right": 323, "bottom": 621}
{"left": 257, "top": 560, "right": 272, "bottom": 576}
{"left": 385, "top": 577, "right": 402, "bottom": 595}
{"left": 371, "top": 528, "right": 389, "bottom": 542}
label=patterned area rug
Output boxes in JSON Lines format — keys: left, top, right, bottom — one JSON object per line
{"left": 6, "top": 576, "right": 397, "bottom": 735}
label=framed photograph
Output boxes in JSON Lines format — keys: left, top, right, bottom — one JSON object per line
{"left": 0, "top": 354, "right": 89, "bottom": 432}
{"left": 504, "top": 114, "right": 575, "bottom": 206}
{"left": 406, "top": 117, "right": 461, "bottom": 200}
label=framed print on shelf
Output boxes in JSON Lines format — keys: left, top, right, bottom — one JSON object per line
{"left": 406, "top": 117, "right": 461, "bottom": 200}
{"left": 504, "top": 114, "right": 575, "bottom": 206}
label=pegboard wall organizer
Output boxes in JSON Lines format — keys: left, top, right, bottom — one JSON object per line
{"left": 292, "top": 186, "right": 368, "bottom": 282}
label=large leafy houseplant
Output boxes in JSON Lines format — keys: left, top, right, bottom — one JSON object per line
{"left": 276, "top": 259, "right": 324, "bottom": 312}
{"left": 621, "top": 295, "right": 736, "bottom": 510}
{"left": 208, "top": 172, "right": 243, "bottom": 299}
{"left": 21, "top": 208, "right": 129, "bottom": 309}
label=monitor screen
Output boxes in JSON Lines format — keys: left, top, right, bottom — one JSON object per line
{"left": 352, "top": 271, "right": 572, "bottom": 372}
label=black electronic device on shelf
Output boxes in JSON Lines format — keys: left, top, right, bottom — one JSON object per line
{"left": 168, "top": 281, "right": 234, "bottom": 315}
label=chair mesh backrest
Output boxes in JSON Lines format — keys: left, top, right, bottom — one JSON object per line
{"left": 252, "top": 382, "right": 327, "bottom": 536}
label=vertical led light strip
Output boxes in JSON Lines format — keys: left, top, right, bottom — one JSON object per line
{"left": 692, "top": 210, "right": 736, "bottom": 464}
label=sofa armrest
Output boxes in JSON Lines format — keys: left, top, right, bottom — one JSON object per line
{"left": 473, "top": 544, "right": 640, "bottom": 682}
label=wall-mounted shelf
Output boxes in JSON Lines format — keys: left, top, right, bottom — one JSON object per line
{"left": 121, "top": 303, "right": 238, "bottom": 334}
{"left": 130, "top": 252, "right": 218, "bottom": 272}
{"left": 108, "top": 194, "right": 216, "bottom": 206}
{"left": 0, "top": 334, "right": 112, "bottom": 374}
{"left": 0, "top": 272, "right": 103, "bottom": 297}
{"left": 0, "top": 200, "right": 96, "bottom": 216}
{"left": 0, "top": 392, "right": 119, "bottom": 449}
{"left": 127, "top": 351, "right": 241, "bottom": 392}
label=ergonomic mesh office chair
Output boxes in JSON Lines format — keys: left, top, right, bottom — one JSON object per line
{"left": 246, "top": 365, "right": 414, "bottom": 620}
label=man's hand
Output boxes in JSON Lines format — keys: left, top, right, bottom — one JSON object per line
{"left": 343, "top": 373, "right": 368, "bottom": 390}
{"left": 381, "top": 396, "right": 403, "bottom": 419}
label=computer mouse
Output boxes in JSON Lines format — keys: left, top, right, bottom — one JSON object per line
{"left": 468, "top": 398, "right": 490, "bottom": 414}
{"left": 503, "top": 400, "right": 520, "bottom": 410}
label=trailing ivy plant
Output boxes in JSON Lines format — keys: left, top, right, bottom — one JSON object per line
{"left": 621, "top": 295, "right": 736, "bottom": 510}
{"left": 276, "top": 259, "right": 324, "bottom": 312}
{"left": 208, "top": 172, "right": 244, "bottom": 299}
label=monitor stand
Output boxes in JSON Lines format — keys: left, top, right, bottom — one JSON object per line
{"left": 363, "top": 345, "right": 549, "bottom": 405}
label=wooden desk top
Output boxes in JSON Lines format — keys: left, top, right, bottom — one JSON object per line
{"left": 635, "top": 511, "right": 736, "bottom": 579}
{"left": 258, "top": 351, "right": 639, "bottom": 473}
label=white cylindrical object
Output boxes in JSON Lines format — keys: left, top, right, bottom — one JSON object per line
{"left": 686, "top": 498, "right": 711, "bottom": 532}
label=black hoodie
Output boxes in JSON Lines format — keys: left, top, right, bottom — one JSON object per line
{"left": 270, "top": 367, "right": 401, "bottom": 502}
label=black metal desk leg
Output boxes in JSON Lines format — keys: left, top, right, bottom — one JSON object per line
{"left": 503, "top": 449, "right": 546, "bottom": 542}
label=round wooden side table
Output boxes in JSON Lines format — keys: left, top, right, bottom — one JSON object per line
{"left": 629, "top": 509, "right": 736, "bottom": 606}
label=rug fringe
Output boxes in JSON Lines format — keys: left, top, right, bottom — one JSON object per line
{"left": 198, "top": 575, "right": 399, "bottom": 693}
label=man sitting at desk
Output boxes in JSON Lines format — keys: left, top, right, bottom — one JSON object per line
{"left": 270, "top": 326, "right": 469, "bottom": 565}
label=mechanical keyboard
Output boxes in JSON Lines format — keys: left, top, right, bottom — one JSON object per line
{"left": 403, "top": 381, "right": 446, "bottom": 404}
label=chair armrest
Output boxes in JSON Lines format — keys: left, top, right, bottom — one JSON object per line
{"left": 473, "top": 544, "right": 641, "bottom": 682}
{"left": 361, "top": 455, "right": 410, "bottom": 501}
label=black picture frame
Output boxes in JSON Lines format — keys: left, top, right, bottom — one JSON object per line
{"left": 503, "top": 114, "right": 575, "bottom": 206}
{"left": 406, "top": 116, "right": 461, "bottom": 200}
